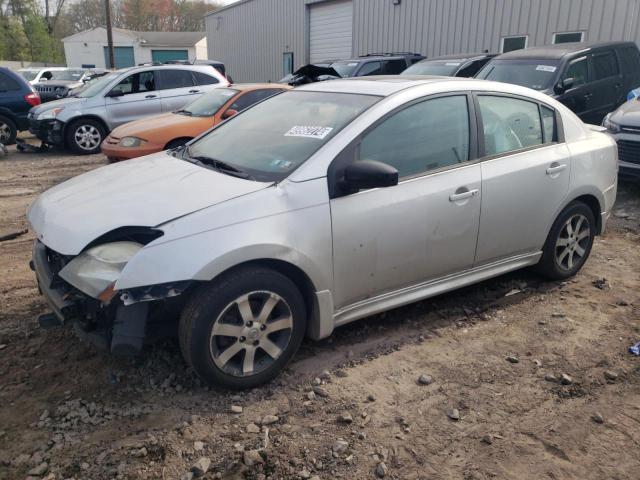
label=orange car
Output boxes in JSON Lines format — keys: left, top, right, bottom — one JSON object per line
{"left": 101, "top": 83, "right": 290, "bottom": 162}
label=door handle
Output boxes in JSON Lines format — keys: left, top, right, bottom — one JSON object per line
{"left": 546, "top": 164, "right": 567, "bottom": 175}
{"left": 449, "top": 189, "right": 479, "bottom": 202}
{"left": 584, "top": 92, "right": 593, "bottom": 99}
{"left": 189, "top": 89, "right": 200, "bottom": 93}
{"left": 145, "top": 94, "right": 157, "bottom": 99}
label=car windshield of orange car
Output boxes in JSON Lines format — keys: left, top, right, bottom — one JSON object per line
{"left": 183, "top": 90, "right": 380, "bottom": 182}
{"left": 181, "top": 88, "right": 239, "bottom": 117}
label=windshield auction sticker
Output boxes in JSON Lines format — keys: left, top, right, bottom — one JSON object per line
{"left": 285, "top": 126, "right": 334, "bottom": 139}
{"left": 536, "top": 65, "right": 557, "bottom": 72}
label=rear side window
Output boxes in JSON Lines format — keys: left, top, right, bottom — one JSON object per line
{"left": 618, "top": 47, "right": 640, "bottom": 74}
{"left": 192, "top": 71, "right": 219, "bottom": 85}
{"left": 159, "top": 69, "right": 194, "bottom": 89}
{"left": 359, "top": 95, "right": 470, "bottom": 179}
{"left": 383, "top": 59, "right": 407, "bottom": 74}
{"left": 230, "top": 89, "right": 282, "bottom": 112}
{"left": 478, "top": 95, "right": 543, "bottom": 156}
{"left": 592, "top": 52, "right": 619, "bottom": 80}
{"left": 358, "top": 61, "right": 383, "bottom": 76}
{"left": 0, "top": 72, "right": 21, "bottom": 92}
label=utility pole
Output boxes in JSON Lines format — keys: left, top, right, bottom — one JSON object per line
{"left": 105, "top": 0, "right": 115, "bottom": 69}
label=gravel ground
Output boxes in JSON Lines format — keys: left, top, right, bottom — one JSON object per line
{"left": 1, "top": 138, "right": 640, "bottom": 480}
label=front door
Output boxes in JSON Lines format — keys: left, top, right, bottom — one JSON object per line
{"left": 557, "top": 55, "right": 595, "bottom": 122}
{"left": 105, "top": 70, "right": 161, "bottom": 127}
{"left": 330, "top": 94, "right": 481, "bottom": 308}
{"left": 474, "top": 94, "right": 571, "bottom": 264}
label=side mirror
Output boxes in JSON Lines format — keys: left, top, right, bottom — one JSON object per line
{"left": 343, "top": 160, "right": 398, "bottom": 192}
{"left": 221, "top": 108, "right": 238, "bottom": 120}
{"left": 554, "top": 77, "right": 574, "bottom": 95}
{"left": 107, "top": 89, "right": 124, "bottom": 98}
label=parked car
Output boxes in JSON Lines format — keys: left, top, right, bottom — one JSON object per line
{"left": 476, "top": 41, "right": 640, "bottom": 124}
{"left": 28, "top": 65, "right": 229, "bottom": 154}
{"left": 403, "top": 53, "right": 497, "bottom": 77}
{"left": 27, "top": 77, "right": 617, "bottom": 389}
{"left": 17, "top": 67, "right": 68, "bottom": 85}
{"left": 281, "top": 63, "right": 341, "bottom": 86}
{"left": 101, "top": 83, "right": 289, "bottom": 162}
{"left": 603, "top": 98, "right": 640, "bottom": 179}
{"left": 0, "top": 67, "right": 40, "bottom": 144}
{"left": 163, "top": 59, "right": 227, "bottom": 78}
{"left": 33, "top": 69, "right": 92, "bottom": 103}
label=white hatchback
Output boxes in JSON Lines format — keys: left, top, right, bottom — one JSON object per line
{"left": 28, "top": 77, "right": 618, "bottom": 389}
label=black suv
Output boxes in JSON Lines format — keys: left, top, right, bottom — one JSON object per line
{"left": 330, "top": 52, "right": 425, "bottom": 78}
{"left": 0, "top": 67, "right": 41, "bottom": 144}
{"left": 403, "top": 52, "right": 497, "bottom": 77}
{"left": 476, "top": 41, "right": 640, "bottom": 124}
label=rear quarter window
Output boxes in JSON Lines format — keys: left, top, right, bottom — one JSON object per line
{"left": 0, "top": 72, "right": 22, "bottom": 92}
{"left": 193, "top": 71, "right": 220, "bottom": 85}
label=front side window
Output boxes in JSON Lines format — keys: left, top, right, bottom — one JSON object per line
{"left": 478, "top": 95, "right": 543, "bottom": 156}
{"left": 563, "top": 57, "right": 589, "bottom": 87}
{"left": 112, "top": 71, "right": 156, "bottom": 95}
{"left": 185, "top": 91, "right": 379, "bottom": 182}
{"left": 359, "top": 95, "right": 470, "bottom": 179}
{"left": 592, "top": 52, "right": 619, "bottom": 80}
{"left": 358, "top": 61, "right": 383, "bottom": 76}
{"left": 159, "top": 69, "right": 195, "bottom": 90}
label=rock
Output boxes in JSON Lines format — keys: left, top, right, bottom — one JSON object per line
{"left": 560, "top": 373, "right": 573, "bottom": 385}
{"left": 447, "top": 408, "right": 460, "bottom": 421}
{"left": 338, "top": 413, "right": 353, "bottom": 424}
{"left": 544, "top": 373, "right": 557, "bottom": 383}
{"left": 533, "top": 359, "right": 542, "bottom": 367}
{"left": 0, "top": 344, "right": 6, "bottom": 350}
{"left": 319, "top": 370, "right": 331, "bottom": 380}
{"left": 481, "top": 434, "right": 494, "bottom": 444}
{"left": 604, "top": 370, "right": 618, "bottom": 382}
{"left": 299, "top": 468, "right": 311, "bottom": 479}
{"left": 310, "top": 476, "right": 321, "bottom": 480}
{"left": 335, "top": 370, "right": 348, "bottom": 378}
{"left": 332, "top": 439, "right": 349, "bottom": 454}
{"left": 81, "top": 462, "right": 90, "bottom": 470}
{"left": 312, "top": 386, "right": 329, "bottom": 398}
{"left": 367, "top": 394, "right": 376, "bottom": 402}
{"left": 230, "top": 405, "right": 243, "bottom": 414}
{"left": 11, "top": 453, "right": 30, "bottom": 467}
{"left": 591, "top": 412, "right": 604, "bottom": 424}
{"left": 375, "top": 461, "right": 388, "bottom": 478}
{"left": 194, "top": 441, "right": 204, "bottom": 451}
{"left": 131, "top": 447, "right": 147, "bottom": 457}
{"left": 614, "top": 210, "right": 630, "bottom": 219}
{"left": 246, "top": 423, "right": 260, "bottom": 433}
{"left": 592, "top": 278, "right": 609, "bottom": 290}
{"left": 417, "top": 374, "right": 433, "bottom": 385}
{"left": 551, "top": 312, "right": 566, "bottom": 318}
{"left": 506, "top": 355, "right": 519, "bottom": 364}
{"left": 28, "top": 462, "right": 49, "bottom": 476}
{"left": 191, "top": 457, "right": 211, "bottom": 477}
{"left": 181, "top": 473, "right": 194, "bottom": 480}
{"left": 243, "top": 450, "right": 264, "bottom": 466}
{"left": 261, "top": 414, "right": 279, "bottom": 425}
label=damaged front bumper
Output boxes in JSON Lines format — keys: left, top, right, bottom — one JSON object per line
{"left": 31, "top": 240, "right": 190, "bottom": 355}
{"left": 28, "top": 116, "right": 64, "bottom": 146}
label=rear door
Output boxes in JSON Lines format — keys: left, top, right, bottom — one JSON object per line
{"left": 588, "top": 49, "right": 622, "bottom": 123}
{"left": 157, "top": 69, "right": 201, "bottom": 113}
{"left": 104, "top": 70, "right": 161, "bottom": 127}
{"left": 616, "top": 46, "right": 640, "bottom": 102}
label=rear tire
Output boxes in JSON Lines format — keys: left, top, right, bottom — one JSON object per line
{"left": 535, "top": 201, "right": 595, "bottom": 280}
{"left": 179, "top": 266, "right": 306, "bottom": 390}
{"left": 65, "top": 118, "right": 106, "bottom": 155}
{"left": 0, "top": 115, "right": 17, "bottom": 145}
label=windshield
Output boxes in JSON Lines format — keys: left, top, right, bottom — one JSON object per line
{"left": 476, "top": 60, "right": 560, "bottom": 90}
{"left": 19, "top": 70, "right": 38, "bottom": 81}
{"left": 50, "top": 69, "right": 85, "bottom": 81}
{"left": 403, "top": 61, "right": 462, "bottom": 76}
{"left": 77, "top": 72, "right": 118, "bottom": 98}
{"left": 183, "top": 88, "right": 238, "bottom": 116}
{"left": 330, "top": 62, "right": 359, "bottom": 77}
{"left": 185, "top": 90, "right": 380, "bottom": 182}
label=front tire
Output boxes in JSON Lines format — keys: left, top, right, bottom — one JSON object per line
{"left": 179, "top": 266, "right": 306, "bottom": 390}
{"left": 65, "top": 118, "right": 106, "bottom": 155}
{"left": 536, "top": 201, "right": 595, "bottom": 280}
{"left": 0, "top": 115, "right": 17, "bottom": 145}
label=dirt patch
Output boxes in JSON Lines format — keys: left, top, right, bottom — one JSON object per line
{"left": 1, "top": 139, "right": 640, "bottom": 479}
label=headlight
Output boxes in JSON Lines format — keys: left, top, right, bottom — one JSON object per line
{"left": 119, "top": 137, "right": 146, "bottom": 147}
{"left": 603, "top": 114, "right": 621, "bottom": 133}
{"left": 36, "top": 107, "right": 64, "bottom": 121}
{"left": 59, "top": 241, "right": 142, "bottom": 301}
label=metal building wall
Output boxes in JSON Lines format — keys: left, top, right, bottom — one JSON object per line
{"left": 352, "top": 0, "right": 640, "bottom": 57}
{"left": 205, "top": 0, "right": 306, "bottom": 82}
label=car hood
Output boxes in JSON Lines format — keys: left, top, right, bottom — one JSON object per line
{"left": 30, "top": 96, "right": 88, "bottom": 115}
{"left": 27, "top": 152, "right": 272, "bottom": 255}
{"left": 110, "top": 112, "right": 210, "bottom": 139}
{"left": 611, "top": 98, "right": 640, "bottom": 126}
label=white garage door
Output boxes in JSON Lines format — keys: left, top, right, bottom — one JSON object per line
{"left": 310, "top": 0, "right": 353, "bottom": 63}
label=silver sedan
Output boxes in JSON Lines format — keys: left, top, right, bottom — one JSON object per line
{"left": 28, "top": 76, "right": 618, "bottom": 389}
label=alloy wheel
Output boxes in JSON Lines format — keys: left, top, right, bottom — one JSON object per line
{"left": 555, "top": 213, "right": 590, "bottom": 270}
{"left": 0, "top": 121, "right": 10, "bottom": 143}
{"left": 209, "top": 291, "right": 294, "bottom": 377}
{"left": 74, "top": 124, "right": 101, "bottom": 151}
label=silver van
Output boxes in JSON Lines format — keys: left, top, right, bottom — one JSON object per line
{"left": 28, "top": 65, "right": 229, "bottom": 154}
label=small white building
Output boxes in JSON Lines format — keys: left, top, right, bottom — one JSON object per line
{"left": 63, "top": 27, "right": 208, "bottom": 69}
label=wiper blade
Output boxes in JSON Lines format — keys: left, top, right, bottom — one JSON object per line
{"left": 188, "top": 155, "right": 255, "bottom": 180}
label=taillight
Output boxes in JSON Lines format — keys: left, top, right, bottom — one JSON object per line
{"left": 25, "top": 92, "right": 41, "bottom": 107}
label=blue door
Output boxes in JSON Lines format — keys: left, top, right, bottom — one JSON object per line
{"left": 103, "top": 47, "right": 135, "bottom": 69}
{"left": 151, "top": 50, "right": 189, "bottom": 63}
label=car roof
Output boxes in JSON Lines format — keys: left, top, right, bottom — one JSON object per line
{"left": 231, "top": 83, "right": 291, "bottom": 91}
{"left": 296, "top": 76, "right": 467, "bottom": 96}
{"left": 334, "top": 53, "right": 424, "bottom": 62}
{"left": 496, "top": 41, "right": 636, "bottom": 60}
{"left": 423, "top": 52, "right": 497, "bottom": 62}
